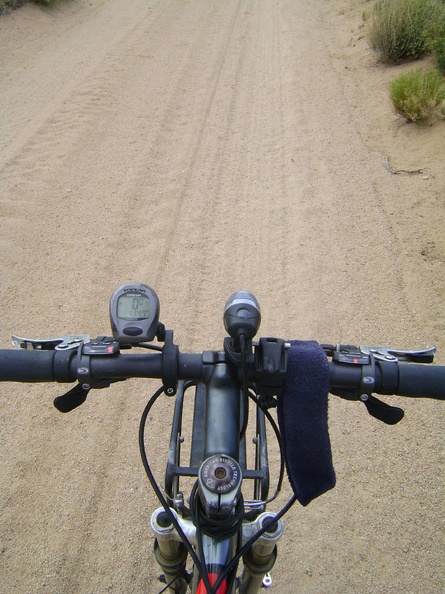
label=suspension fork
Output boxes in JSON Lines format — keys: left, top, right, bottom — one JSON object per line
{"left": 193, "top": 516, "right": 284, "bottom": 594}
{"left": 151, "top": 510, "right": 284, "bottom": 594}
{"left": 238, "top": 514, "right": 283, "bottom": 593}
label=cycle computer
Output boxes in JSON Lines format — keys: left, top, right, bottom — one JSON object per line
{"left": 110, "top": 282, "right": 160, "bottom": 344}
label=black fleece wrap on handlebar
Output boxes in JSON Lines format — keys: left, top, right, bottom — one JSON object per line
{"left": 277, "top": 341, "right": 336, "bottom": 506}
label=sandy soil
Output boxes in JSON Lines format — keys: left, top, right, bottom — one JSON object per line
{"left": 0, "top": 0, "right": 443, "bottom": 592}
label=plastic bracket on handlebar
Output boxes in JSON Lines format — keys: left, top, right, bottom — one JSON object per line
{"left": 253, "top": 338, "right": 289, "bottom": 408}
{"left": 54, "top": 340, "right": 122, "bottom": 412}
{"left": 330, "top": 345, "right": 405, "bottom": 424}
{"left": 359, "top": 351, "right": 376, "bottom": 398}
{"left": 162, "top": 329, "right": 179, "bottom": 396}
{"left": 76, "top": 342, "right": 116, "bottom": 391}
{"left": 358, "top": 354, "right": 404, "bottom": 425}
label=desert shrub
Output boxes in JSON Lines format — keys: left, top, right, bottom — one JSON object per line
{"left": 370, "top": 0, "right": 434, "bottom": 62}
{"left": 389, "top": 67, "right": 445, "bottom": 122}
{"left": 0, "top": 0, "right": 29, "bottom": 13}
{"left": 0, "top": 0, "right": 53, "bottom": 13}
{"left": 424, "top": 1, "right": 445, "bottom": 71}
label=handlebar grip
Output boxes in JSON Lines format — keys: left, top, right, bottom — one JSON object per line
{"left": 329, "top": 360, "right": 445, "bottom": 400}
{"left": 0, "top": 349, "right": 197, "bottom": 384}
{"left": 397, "top": 364, "right": 445, "bottom": 400}
{"left": 0, "top": 350, "right": 76, "bottom": 383}
{"left": 0, "top": 350, "right": 56, "bottom": 381}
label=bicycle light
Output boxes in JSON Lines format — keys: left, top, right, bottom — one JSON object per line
{"left": 223, "top": 291, "right": 261, "bottom": 346}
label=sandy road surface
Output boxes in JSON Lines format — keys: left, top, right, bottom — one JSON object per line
{"left": 0, "top": 0, "right": 443, "bottom": 592}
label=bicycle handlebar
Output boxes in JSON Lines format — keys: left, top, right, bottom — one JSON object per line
{"left": 0, "top": 347, "right": 444, "bottom": 400}
{"left": 2, "top": 287, "right": 442, "bottom": 594}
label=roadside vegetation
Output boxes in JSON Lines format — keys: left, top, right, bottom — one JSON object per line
{"left": 368, "top": 0, "right": 445, "bottom": 123}
{"left": 390, "top": 67, "right": 445, "bottom": 122}
{"left": 0, "top": 0, "right": 52, "bottom": 15}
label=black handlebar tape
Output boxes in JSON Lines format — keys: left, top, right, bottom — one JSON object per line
{"left": 397, "top": 364, "right": 445, "bottom": 400}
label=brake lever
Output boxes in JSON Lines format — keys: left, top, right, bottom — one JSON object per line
{"left": 12, "top": 334, "right": 89, "bottom": 351}
{"left": 360, "top": 345, "right": 436, "bottom": 363}
{"left": 323, "top": 344, "right": 436, "bottom": 364}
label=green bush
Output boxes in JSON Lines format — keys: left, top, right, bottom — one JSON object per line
{"left": 0, "top": 0, "right": 29, "bottom": 12}
{"left": 389, "top": 67, "right": 445, "bottom": 122}
{"left": 370, "top": 0, "right": 435, "bottom": 62}
{"left": 424, "top": 2, "right": 445, "bottom": 71}
{"left": 0, "top": 0, "right": 53, "bottom": 13}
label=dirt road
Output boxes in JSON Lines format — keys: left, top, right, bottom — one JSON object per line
{"left": 0, "top": 1, "right": 443, "bottom": 592}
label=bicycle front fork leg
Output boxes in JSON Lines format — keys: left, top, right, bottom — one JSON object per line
{"left": 152, "top": 510, "right": 189, "bottom": 594}
{"left": 239, "top": 515, "right": 283, "bottom": 594}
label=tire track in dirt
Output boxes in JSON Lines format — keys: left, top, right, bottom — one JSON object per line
{"left": 0, "top": 0, "right": 163, "bottom": 323}
{"left": 105, "top": 0, "right": 247, "bottom": 318}
{"left": 0, "top": 3, "right": 199, "bottom": 593}
{"left": 1, "top": 3, "right": 255, "bottom": 592}
{"left": 0, "top": 0, "right": 160, "bottom": 167}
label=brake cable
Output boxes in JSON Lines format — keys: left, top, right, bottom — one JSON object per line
{"left": 238, "top": 334, "right": 250, "bottom": 441}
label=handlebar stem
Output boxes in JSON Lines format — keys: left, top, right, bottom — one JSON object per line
{"left": 203, "top": 362, "right": 241, "bottom": 460}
